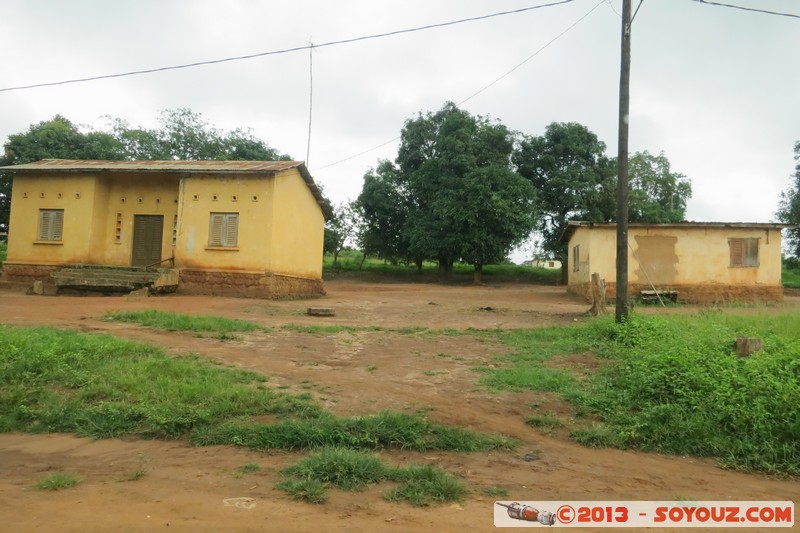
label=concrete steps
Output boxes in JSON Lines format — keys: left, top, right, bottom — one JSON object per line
{"left": 52, "top": 265, "right": 179, "bottom": 293}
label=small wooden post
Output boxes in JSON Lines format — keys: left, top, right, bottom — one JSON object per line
{"left": 589, "top": 272, "right": 607, "bottom": 316}
{"left": 735, "top": 337, "right": 763, "bottom": 358}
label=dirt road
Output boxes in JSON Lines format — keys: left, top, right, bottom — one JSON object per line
{"left": 0, "top": 280, "right": 797, "bottom": 532}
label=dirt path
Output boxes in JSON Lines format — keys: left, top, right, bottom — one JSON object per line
{"left": 0, "top": 280, "right": 797, "bottom": 532}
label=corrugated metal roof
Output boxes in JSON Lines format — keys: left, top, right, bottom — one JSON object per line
{"left": 0, "top": 159, "right": 304, "bottom": 173}
{"left": 560, "top": 220, "right": 794, "bottom": 243}
{"left": 0, "top": 159, "right": 333, "bottom": 219}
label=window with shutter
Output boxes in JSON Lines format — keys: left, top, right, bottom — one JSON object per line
{"left": 729, "top": 238, "right": 759, "bottom": 267}
{"left": 38, "top": 209, "right": 64, "bottom": 241}
{"left": 208, "top": 213, "right": 238, "bottom": 247}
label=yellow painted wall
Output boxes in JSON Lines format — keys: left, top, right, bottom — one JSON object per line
{"left": 7, "top": 174, "right": 98, "bottom": 264}
{"left": 270, "top": 169, "right": 325, "bottom": 279}
{"left": 92, "top": 174, "right": 180, "bottom": 265}
{"left": 174, "top": 174, "right": 275, "bottom": 271}
{"left": 566, "top": 226, "right": 593, "bottom": 286}
{"left": 8, "top": 168, "right": 325, "bottom": 281}
{"left": 568, "top": 225, "right": 784, "bottom": 287}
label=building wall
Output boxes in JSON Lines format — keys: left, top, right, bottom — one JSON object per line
{"left": 269, "top": 168, "right": 325, "bottom": 280}
{"left": 567, "top": 225, "right": 784, "bottom": 301}
{"left": 92, "top": 174, "right": 180, "bottom": 265}
{"left": 5, "top": 167, "right": 326, "bottom": 296}
{"left": 566, "top": 226, "right": 593, "bottom": 287}
{"left": 173, "top": 174, "right": 274, "bottom": 272}
{"left": 6, "top": 174, "right": 98, "bottom": 265}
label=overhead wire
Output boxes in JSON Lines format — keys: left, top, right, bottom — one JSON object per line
{"left": 0, "top": 0, "right": 575, "bottom": 93}
{"left": 690, "top": 0, "right": 800, "bottom": 19}
{"left": 313, "top": 0, "right": 604, "bottom": 172}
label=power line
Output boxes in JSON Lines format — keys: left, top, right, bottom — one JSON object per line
{"left": 314, "top": 0, "right": 603, "bottom": 172}
{"left": 690, "top": 0, "right": 800, "bottom": 19}
{"left": 458, "top": 0, "right": 605, "bottom": 106}
{"left": 0, "top": 0, "right": 576, "bottom": 93}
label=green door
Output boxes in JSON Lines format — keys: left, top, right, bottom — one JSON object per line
{"left": 131, "top": 215, "right": 164, "bottom": 267}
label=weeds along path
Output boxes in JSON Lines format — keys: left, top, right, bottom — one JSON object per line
{"left": 0, "top": 281, "right": 798, "bottom": 532}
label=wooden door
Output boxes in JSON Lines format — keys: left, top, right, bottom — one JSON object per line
{"left": 131, "top": 215, "right": 164, "bottom": 267}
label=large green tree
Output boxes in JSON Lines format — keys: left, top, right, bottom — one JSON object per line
{"left": 108, "top": 108, "right": 290, "bottom": 161}
{"left": 359, "top": 102, "right": 537, "bottom": 281}
{"left": 324, "top": 200, "right": 361, "bottom": 268}
{"left": 0, "top": 116, "right": 125, "bottom": 230}
{"left": 356, "top": 160, "right": 411, "bottom": 264}
{"left": 627, "top": 150, "right": 691, "bottom": 223}
{"left": 777, "top": 141, "right": 800, "bottom": 258}
{"left": 514, "top": 122, "right": 612, "bottom": 277}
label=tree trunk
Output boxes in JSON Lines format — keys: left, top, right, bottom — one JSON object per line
{"left": 415, "top": 257, "right": 423, "bottom": 272}
{"left": 589, "top": 272, "right": 607, "bottom": 315}
{"left": 735, "top": 337, "right": 763, "bottom": 358}
{"left": 473, "top": 263, "right": 483, "bottom": 284}
{"left": 438, "top": 256, "right": 453, "bottom": 282}
{"left": 358, "top": 252, "right": 367, "bottom": 270}
{"left": 333, "top": 249, "right": 340, "bottom": 271}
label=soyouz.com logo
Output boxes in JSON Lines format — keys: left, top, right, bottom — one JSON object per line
{"left": 493, "top": 501, "right": 795, "bottom": 528}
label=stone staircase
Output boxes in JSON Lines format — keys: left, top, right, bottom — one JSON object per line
{"left": 51, "top": 265, "right": 179, "bottom": 294}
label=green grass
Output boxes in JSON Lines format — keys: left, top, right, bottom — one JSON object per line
{"left": 104, "top": 309, "right": 265, "bottom": 333}
{"left": 0, "top": 325, "right": 319, "bottom": 438}
{"left": 484, "top": 312, "right": 800, "bottom": 476}
{"left": 277, "top": 447, "right": 467, "bottom": 506}
{"left": 323, "top": 250, "right": 560, "bottom": 284}
{"left": 782, "top": 266, "right": 800, "bottom": 289}
{"left": 0, "top": 240, "right": 6, "bottom": 266}
{"left": 0, "top": 325, "right": 516, "bottom": 456}
{"left": 35, "top": 472, "right": 80, "bottom": 491}
{"left": 190, "top": 410, "right": 516, "bottom": 452}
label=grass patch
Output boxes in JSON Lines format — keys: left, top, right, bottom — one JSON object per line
{"left": 0, "top": 325, "right": 320, "bottom": 438}
{"left": 35, "top": 472, "right": 80, "bottom": 491}
{"left": 191, "top": 410, "right": 516, "bottom": 452}
{"left": 482, "top": 486, "right": 509, "bottom": 498}
{"left": 104, "top": 309, "right": 265, "bottom": 333}
{"left": 526, "top": 414, "right": 566, "bottom": 430}
{"left": 0, "top": 240, "right": 6, "bottom": 266}
{"left": 276, "top": 477, "right": 328, "bottom": 504}
{"left": 487, "top": 313, "right": 800, "bottom": 476}
{"left": 782, "top": 266, "right": 800, "bottom": 289}
{"left": 277, "top": 447, "right": 466, "bottom": 506}
{"left": 0, "top": 325, "right": 516, "bottom": 457}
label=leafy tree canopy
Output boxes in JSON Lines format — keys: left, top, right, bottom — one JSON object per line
{"left": 514, "top": 122, "right": 612, "bottom": 268}
{"left": 358, "top": 102, "right": 538, "bottom": 281}
{"left": 777, "top": 141, "right": 800, "bottom": 257}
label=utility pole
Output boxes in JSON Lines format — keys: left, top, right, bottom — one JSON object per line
{"left": 615, "top": 0, "right": 632, "bottom": 322}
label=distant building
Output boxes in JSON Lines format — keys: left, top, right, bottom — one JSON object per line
{"left": 0, "top": 159, "right": 331, "bottom": 298}
{"left": 561, "top": 221, "right": 792, "bottom": 303}
{"left": 530, "top": 259, "right": 562, "bottom": 270}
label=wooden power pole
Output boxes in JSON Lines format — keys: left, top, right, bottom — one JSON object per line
{"left": 615, "top": 0, "right": 632, "bottom": 323}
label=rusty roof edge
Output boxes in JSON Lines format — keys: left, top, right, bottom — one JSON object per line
{"left": 0, "top": 158, "right": 334, "bottom": 219}
{"left": 0, "top": 159, "right": 304, "bottom": 173}
{"left": 560, "top": 220, "right": 796, "bottom": 243}
{"left": 295, "top": 163, "right": 333, "bottom": 220}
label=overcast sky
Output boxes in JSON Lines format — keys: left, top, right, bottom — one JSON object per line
{"left": 1, "top": 0, "right": 798, "bottom": 236}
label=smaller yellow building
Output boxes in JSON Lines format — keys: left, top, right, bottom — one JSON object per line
{"left": 562, "top": 221, "right": 792, "bottom": 303}
{"left": 1, "top": 159, "right": 332, "bottom": 298}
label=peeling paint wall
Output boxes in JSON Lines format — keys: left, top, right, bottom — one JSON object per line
{"left": 567, "top": 225, "right": 784, "bottom": 301}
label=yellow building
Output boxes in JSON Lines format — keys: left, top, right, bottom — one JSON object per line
{"left": 1, "top": 159, "right": 331, "bottom": 298}
{"left": 562, "top": 221, "right": 792, "bottom": 303}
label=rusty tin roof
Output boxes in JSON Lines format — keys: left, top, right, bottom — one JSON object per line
{"left": 1, "top": 159, "right": 332, "bottom": 219}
